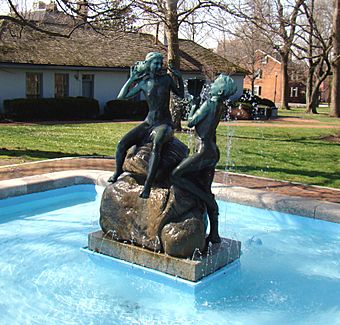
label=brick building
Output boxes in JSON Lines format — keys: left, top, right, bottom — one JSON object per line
{"left": 243, "top": 50, "right": 282, "bottom": 103}
{"left": 244, "top": 50, "right": 309, "bottom": 105}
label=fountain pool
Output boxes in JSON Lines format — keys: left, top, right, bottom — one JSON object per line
{"left": 0, "top": 184, "right": 339, "bottom": 324}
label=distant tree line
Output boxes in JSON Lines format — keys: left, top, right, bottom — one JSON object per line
{"left": 1, "top": 0, "right": 339, "bottom": 117}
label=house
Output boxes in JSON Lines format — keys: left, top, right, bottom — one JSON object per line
{"left": 178, "top": 39, "right": 246, "bottom": 81}
{"left": 243, "top": 49, "right": 307, "bottom": 104}
{"left": 243, "top": 50, "right": 282, "bottom": 103}
{"left": 319, "top": 76, "right": 331, "bottom": 104}
{"left": 0, "top": 15, "right": 245, "bottom": 113}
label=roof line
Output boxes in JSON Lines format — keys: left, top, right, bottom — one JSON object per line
{"left": 0, "top": 62, "right": 200, "bottom": 73}
{"left": 255, "top": 49, "right": 281, "bottom": 64}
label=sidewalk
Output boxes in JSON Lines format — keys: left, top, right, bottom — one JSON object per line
{"left": 0, "top": 157, "right": 339, "bottom": 204}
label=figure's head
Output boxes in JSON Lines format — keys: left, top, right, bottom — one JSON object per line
{"left": 210, "top": 74, "right": 237, "bottom": 99}
{"left": 145, "top": 52, "right": 164, "bottom": 73}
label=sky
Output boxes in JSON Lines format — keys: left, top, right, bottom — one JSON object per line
{"left": 0, "top": 0, "right": 221, "bottom": 49}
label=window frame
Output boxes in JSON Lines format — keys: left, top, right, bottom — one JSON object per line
{"left": 82, "top": 74, "right": 95, "bottom": 98}
{"left": 26, "top": 72, "right": 43, "bottom": 98}
{"left": 290, "top": 86, "right": 299, "bottom": 98}
{"left": 54, "top": 73, "right": 69, "bottom": 98}
{"left": 253, "top": 85, "right": 262, "bottom": 96}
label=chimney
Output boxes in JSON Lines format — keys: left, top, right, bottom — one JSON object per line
{"left": 77, "top": 0, "right": 88, "bottom": 22}
{"left": 33, "top": 1, "right": 46, "bottom": 10}
{"left": 46, "top": 1, "right": 57, "bottom": 12}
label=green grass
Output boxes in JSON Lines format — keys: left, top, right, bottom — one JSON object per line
{"left": 214, "top": 125, "right": 340, "bottom": 188}
{"left": 0, "top": 122, "right": 339, "bottom": 188}
{"left": 280, "top": 105, "right": 340, "bottom": 124}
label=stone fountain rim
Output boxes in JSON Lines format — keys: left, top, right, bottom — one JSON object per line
{"left": 0, "top": 169, "right": 338, "bottom": 223}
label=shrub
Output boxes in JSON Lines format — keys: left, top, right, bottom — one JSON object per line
{"left": 226, "top": 92, "right": 276, "bottom": 120}
{"left": 3, "top": 97, "right": 99, "bottom": 121}
{"left": 228, "top": 102, "right": 253, "bottom": 120}
{"left": 103, "top": 100, "right": 148, "bottom": 120}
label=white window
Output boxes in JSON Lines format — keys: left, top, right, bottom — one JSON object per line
{"left": 290, "top": 87, "right": 298, "bottom": 98}
{"left": 255, "top": 69, "right": 263, "bottom": 79}
{"left": 261, "top": 56, "right": 268, "bottom": 64}
{"left": 253, "top": 85, "right": 262, "bottom": 96}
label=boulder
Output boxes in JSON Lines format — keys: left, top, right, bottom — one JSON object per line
{"left": 100, "top": 137, "right": 208, "bottom": 258}
{"left": 100, "top": 174, "right": 207, "bottom": 257}
{"left": 123, "top": 137, "right": 189, "bottom": 184}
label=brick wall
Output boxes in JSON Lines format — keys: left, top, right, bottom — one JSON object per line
{"left": 244, "top": 52, "right": 282, "bottom": 103}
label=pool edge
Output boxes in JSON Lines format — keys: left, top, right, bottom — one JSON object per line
{"left": 0, "top": 170, "right": 338, "bottom": 223}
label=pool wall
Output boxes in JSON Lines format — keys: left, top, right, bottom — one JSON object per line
{"left": 0, "top": 170, "right": 339, "bottom": 223}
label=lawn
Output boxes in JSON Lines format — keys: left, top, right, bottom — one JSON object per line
{"left": 280, "top": 105, "right": 340, "bottom": 124}
{"left": 0, "top": 121, "right": 339, "bottom": 188}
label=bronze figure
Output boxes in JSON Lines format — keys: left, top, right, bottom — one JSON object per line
{"left": 108, "top": 52, "right": 184, "bottom": 198}
{"left": 171, "top": 74, "right": 237, "bottom": 244}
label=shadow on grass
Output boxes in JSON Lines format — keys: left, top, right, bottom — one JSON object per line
{"left": 216, "top": 164, "right": 339, "bottom": 187}
{"left": 216, "top": 132, "right": 340, "bottom": 146}
{"left": 0, "top": 148, "right": 100, "bottom": 160}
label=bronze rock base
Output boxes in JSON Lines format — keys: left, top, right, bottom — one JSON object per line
{"left": 88, "top": 230, "right": 241, "bottom": 282}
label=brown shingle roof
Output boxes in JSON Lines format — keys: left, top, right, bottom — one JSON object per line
{"left": 0, "top": 24, "right": 199, "bottom": 71}
{"left": 0, "top": 22, "right": 244, "bottom": 76}
{"left": 179, "top": 39, "right": 246, "bottom": 76}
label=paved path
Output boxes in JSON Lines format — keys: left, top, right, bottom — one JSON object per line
{"left": 0, "top": 157, "right": 339, "bottom": 204}
{"left": 220, "top": 117, "right": 340, "bottom": 129}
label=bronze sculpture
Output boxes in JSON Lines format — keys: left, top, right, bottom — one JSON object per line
{"left": 171, "top": 74, "right": 237, "bottom": 244}
{"left": 102, "top": 55, "right": 238, "bottom": 257}
{"left": 108, "top": 52, "right": 184, "bottom": 198}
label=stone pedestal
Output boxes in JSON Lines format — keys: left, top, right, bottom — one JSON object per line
{"left": 88, "top": 230, "right": 241, "bottom": 282}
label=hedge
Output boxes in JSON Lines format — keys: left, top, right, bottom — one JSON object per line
{"left": 227, "top": 102, "right": 272, "bottom": 120}
{"left": 3, "top": 97, "right": 99, "bottom": 121}
{"left": 103, "top": 100, "right": 148, "bottom": 120}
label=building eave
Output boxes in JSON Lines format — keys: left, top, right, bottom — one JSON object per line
{"left": 0, "top": 62, "right": 201, "bottom": 74}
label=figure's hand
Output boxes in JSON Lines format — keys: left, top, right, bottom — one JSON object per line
{"left": 129, "top": 66, "right": 141, "bottom": 82}
{"left": 187, "top": 120, "right": 194, "bottom": 128}
{"left": 167, "top": 60, "right": 182, "bottom": 78}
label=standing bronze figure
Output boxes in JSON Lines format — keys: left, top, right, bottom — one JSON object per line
{"left": 171, "top": 74, "right": 237, "bottom": 244}
{"left": 108, "top": 52, "right": 184, "bottom": 198}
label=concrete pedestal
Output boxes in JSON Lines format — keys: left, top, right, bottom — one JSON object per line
{"left": 88, "top": 230, "right": 241, "bottom": 282}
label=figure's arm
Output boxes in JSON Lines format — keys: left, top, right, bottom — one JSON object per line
{"left": 168, "top": 63, "right": 184, "bottom": 98}
{"left": 117, "top": 67, "right": 143, "bottom": 100}
{"left": 187, "top": 96, "right": 201, "bottom": 120}
{"left": 187, "top": 101, "right": 210, "bottom": 127}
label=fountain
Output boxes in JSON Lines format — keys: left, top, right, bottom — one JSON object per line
{"left": 87, "top": 52, "right": 241, "bottom": 282}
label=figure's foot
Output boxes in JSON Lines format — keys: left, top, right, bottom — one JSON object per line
{"left": 139, "top": 187, "right": 150, "bottom": 199}
{"left": 108, "top": 173, "right": 119, "bottom": 183}
{"left": 206, "top": 232, "right": 221, "bottom": 244}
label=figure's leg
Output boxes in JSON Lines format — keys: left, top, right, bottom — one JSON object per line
{"left": 206, "top": 203, "right": 221, "bottom": 244}
{"left": 140, "top": 125, "right": 173, "bottom": 198}
{"left": 108, "top": 123, "right": 148, "bottom": 183}
{"left": 171, "top": 154, "right": 221, "bottom": 243}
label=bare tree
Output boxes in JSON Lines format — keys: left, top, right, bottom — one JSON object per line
{"left": 132, "top": 0, "right": 220, "bottom": 70}
{"left": 216, "top": 22, "right": 273, "bottom": 94}
{"left": 0, "top": 0, "right": 134, "bottom": 37}
{"left": 331, "top": 0, "right": 340, "bottom": 117}
{"left": 215, "top": 0, "right": 305, "bottom": 109}
{"left": 293, "top": 0, "right": 332, "bottom": 114}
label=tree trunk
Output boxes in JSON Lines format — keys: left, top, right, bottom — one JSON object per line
{"left": 331, "top": 0, "right": 340, "bottom": 117}
{"left": 305, "top": 66, "right": 316, "bottom": 113}
{"left": 165, "top": 0, "right": 180, "bottom": 70}
{"left": 305, "top": 0, "right": 316, "bottom": 114}
{"left": 165, "top": 0, "right": 182, "bottom": 130}
{"left": 280, "top": 52, "right": 290, "bottom": 109}
{"left": 310, "top": 88, "right": 319, "bottom": 114}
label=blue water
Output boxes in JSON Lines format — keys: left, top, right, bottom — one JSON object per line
{"left": 0, "top": 185, "right": 339, "bottom": 325}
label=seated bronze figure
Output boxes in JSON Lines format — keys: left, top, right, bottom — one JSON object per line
{"left": 108, "top": 52, "right": 184, "bottom": 198}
